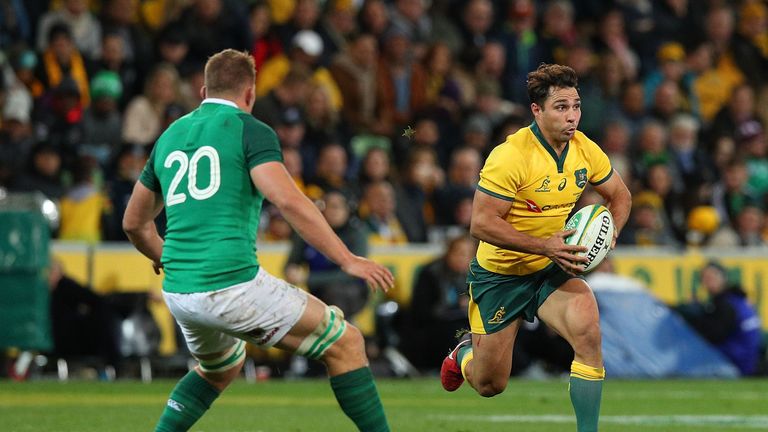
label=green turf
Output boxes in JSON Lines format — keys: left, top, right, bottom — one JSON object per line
{"left": 1, "top": 378, "right": 767, "bottom": 431}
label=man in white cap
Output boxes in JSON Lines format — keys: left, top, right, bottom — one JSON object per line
{"left": 255, "top": 29, "right": 343, "bottom": 109}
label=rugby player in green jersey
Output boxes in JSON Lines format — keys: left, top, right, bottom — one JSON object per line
{"left": 123, "top": 49, "right": 394, "bottom": 432}
{"left": 440, "top": 64, "right": 632, "bottom": 432}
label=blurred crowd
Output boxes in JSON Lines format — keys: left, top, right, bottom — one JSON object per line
{"left": 1, "top": 0, "right": 768, "bottom": 248}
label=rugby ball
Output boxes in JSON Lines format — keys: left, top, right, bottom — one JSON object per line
{"left": 564, "top": 204, "right": 615, "bottom": 273}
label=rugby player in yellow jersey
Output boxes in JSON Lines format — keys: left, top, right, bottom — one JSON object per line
{"left": 440, "top": 64, "right": 631, "bottom": 432}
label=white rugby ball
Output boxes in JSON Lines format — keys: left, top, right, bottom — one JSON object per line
{"left": 564, "top": 204, "right": 615, "bottom": 273}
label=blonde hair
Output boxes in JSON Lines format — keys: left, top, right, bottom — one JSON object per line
{"left": 204, "top": 49, "right": 256, "bottom": 96}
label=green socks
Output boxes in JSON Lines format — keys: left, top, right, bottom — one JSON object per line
{"left": 569, "top": 361, "right": 605, "bottom": 432}
{"left": 330, "top": 367, "right": 390, "bottom": 432}
{"left": 155, "top": 370, "right": 221, "bottom": 432}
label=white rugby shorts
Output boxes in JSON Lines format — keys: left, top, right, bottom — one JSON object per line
{"left": 163, "top": 267, "right": 308, "bottom": 356}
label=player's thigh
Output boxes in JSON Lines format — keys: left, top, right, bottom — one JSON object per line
{"left": 273, "top": 293, "right": 330, "bottom": 352}
{"left": 537, "top": 278, "right": 600, "bottom": 349}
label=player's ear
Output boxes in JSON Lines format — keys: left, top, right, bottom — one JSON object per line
{"left": 244, "top": 84, "right": 255, "bottom": 107}
{"left": 531, "top": 102, "right": 541, "bottom": 116}
{"left": 200, "top": 85, "right": 207, "bottom": 100}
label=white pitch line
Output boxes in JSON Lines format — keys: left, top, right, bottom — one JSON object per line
{"left": 432, "top": 414, "right": 768, "bottom": 429}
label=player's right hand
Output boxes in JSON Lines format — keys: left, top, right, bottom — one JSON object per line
{"left": 543, "top": 229, "right": 588, "bottom": 276}
{"left": 341, "top": 256, "right": 395, "bottom": 293}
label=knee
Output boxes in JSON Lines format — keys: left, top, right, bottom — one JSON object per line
{"left": 571, "top": 321, "right": 601, "bottom": 353}
{"left": 197, "top": 360, "right": 244, "bottom": 391}
{"left": 476, "top": 378, "right": 507, "bottom": 398}
{"left": 323, "top": 323, "right": 366, "bottom": 363}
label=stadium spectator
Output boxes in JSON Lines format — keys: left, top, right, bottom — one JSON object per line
{"left": 434, "top": 146, "right": 481, "bottom": 226}
{"left": 353, "top": 146, "right": 394, "bottom": 200}
{"left": 360, "top": 180, "right": 408, "bottom": 245}
{"left": 394, "top": 147, "right": 443, "bottom": 243}
{"left": 676, "top": 261, "right": 762, "bottom": 376}
{"left": 711, "top": 158, "right": 761, "bottom": 226}
{"left": 36, "top": 22, "right": 90, "bottom": 107}
{"left": 153, "top": 24, "right": 193, "bottom": 79}
{"left": 100, "top": 0, "right": 153, "bottom": 76}
{"left": 389, "top": 0, "right": 432, "bottom": 59}
{"left": 642, "top": 42, "right": 695, "bottom": 115}
{"left": 303, "top": 84, "right": 340, "bottom": 150}
{"left": 34, "top": 77, "right": 86, "bottom": 167}
{"left": 121, "top": 63, "right": 180, "bottom": 146}
{"left": 0, "top": 89, "right": 34, "bottom": 175}
{"left": 88, "top": 30, "right": 140, "bottom": 109}
{"left": 103, "top": 145, "right": 144, "bottom": 241}
{"left": 708, "top": 83, "right": 759, "bottom": 145}
{"left": 318, "top": 0, "right": 358, "bottom": 63}
{"left": 358, "top": 0, "right": 390, "bottom": 41}
{"left": 285, "top": 189, "right": 370, "bottom": 318}
{"left": 421, "top": 42, "right": 464, "bottom": 120}
{"left": 252, "top": 65, "right": 311, "bottom": 128}
{"left": 81, "top": 70, "right": 124, "bottom": 166}
{"left": 667, "top": 113, "right": 717, "bottom": 193}
{"left": 248, "top": 1, "right": 283, "bottom": 72}
{"left": 36, "top": 0, "right": 102, "bottom": 60}
{"left": 731, "top": 1, "right": 768, "bottom": 88}
{"left": 502, "top": 0, "right": 545, "bottom": 105}
{"left": 11, "top": 142, "right": 65, "bottom": 201}
{"left": 330, "top": 32, "right": 379, "bottom": 136}
{"left": 374, "top": 24, "right": 427, "bottom": 137}
{"left": 305, "top": 142, "right": 351, "bottom": 200}
{"left": 405, "top": 235, "right": 475, "bottom": 370}
{"left": 58, "top": 155, "right": 107, "bottom": 243}
{"left": 171, "top": 0, "right": 251, "bottom": 65}
{"left": 735, "top": 120, "right": 768, "bottom": 197}
{"left": 617, "top": 190, "right": 679, "bottom": 247}
{"left": 256, "top": 29, "right": 342, "bottom": 110}
{"left": 593, "top": 9, "right": 639, "bottom": 82}
{"left": 8, "top": 48, "right": 44, "bottom": 100}
{"left": 456, "top": 0, "right": 496, "bottom": 69}
{"left": 122, "top": 49, "right": 393, "bottom": 431}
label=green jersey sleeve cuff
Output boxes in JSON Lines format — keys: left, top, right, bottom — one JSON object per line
{"left": 590, "top": 168, "right": 613, "bottom": 186}
{"left": 477, "top": 184, "right": 514, "bottom": 201}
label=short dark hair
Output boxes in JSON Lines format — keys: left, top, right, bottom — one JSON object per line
{"left": 204, "top": 49, "right": 256, "bottom": 96}
{"left": 526, "top": 63, "right": 579, "bottom": 107}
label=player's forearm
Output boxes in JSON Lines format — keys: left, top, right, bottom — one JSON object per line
{"left": 470, "top": 215, "right": 547, "bottom": 255}
{"left": 605, "top": 188, "right": 632, "bottom": 236}
{"left": 125, "top": 222, "right": 164, "bottom": 264}
{"left": 278, "top": 197, "right": 355, "bottom": 267}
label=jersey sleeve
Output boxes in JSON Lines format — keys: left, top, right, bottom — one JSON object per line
{"left": 138, "top": 146, "right": 160, "bottom": 192}
{"left": 477, "top": 143, "right": 524, "bottom": 201}
{"left": 585, "top": 137, "right": 613, "bottom": 186}
{"left": 239, "top": 113, "right": 283, "bottom": 169}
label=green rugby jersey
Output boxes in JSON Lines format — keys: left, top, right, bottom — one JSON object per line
{"left": 139, "top": 99, "right": 283, "bottom": 293}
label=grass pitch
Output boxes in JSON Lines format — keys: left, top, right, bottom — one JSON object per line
{"left": 1, "top": 378, "right": 767, "bottom": 431}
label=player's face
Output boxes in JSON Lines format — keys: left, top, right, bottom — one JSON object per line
{"left": 534, "top": 86, "right": 581, "bottom": 145}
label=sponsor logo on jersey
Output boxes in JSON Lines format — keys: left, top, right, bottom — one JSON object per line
{"left": 523, "top": 199, "right": 577, "bottom": 212}
{"left": 574, "top": 168, "right": 588, "bottom": 188}
{"left": 558, "top": 178, "right": 567, "bottom": 191}
{"left": 535, "top": 176, "right": 551, "bottom": 192}
{"left": 167, "top": 399, "right": 185, "bottom": 412}
{"left": 487, "top": 306, "right": 506, "bottom": 324}
{"left": 524, "top": 199, "right": 542, "bottom": 213}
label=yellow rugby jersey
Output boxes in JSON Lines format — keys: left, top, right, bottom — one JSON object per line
{"left": 476, "top": 122, "right": 612, "bottom": 275}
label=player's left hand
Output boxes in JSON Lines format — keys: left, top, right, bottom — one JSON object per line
{"left": 341, "top": 256, "right": 395, "bottom": 293}
{"left": 152, "top": 261, "right": 163, "bottom": 275}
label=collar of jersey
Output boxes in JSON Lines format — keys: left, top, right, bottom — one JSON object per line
{"left": 201, "top": 98, "right": 239, "bottom": 109}
{"left": 530, "top": 121, "right": 569, "bottom": 173}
